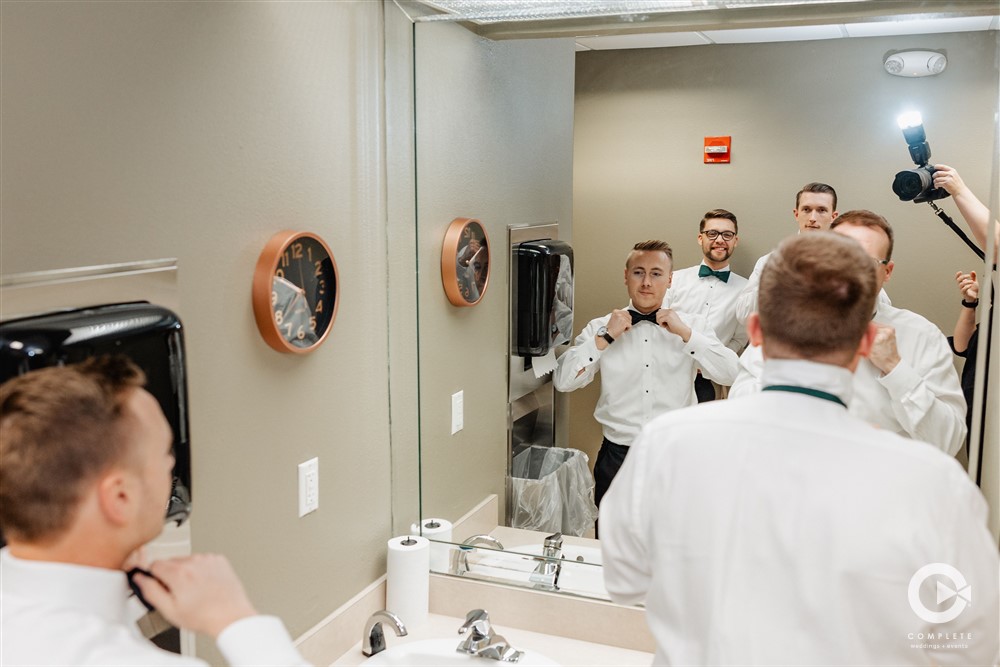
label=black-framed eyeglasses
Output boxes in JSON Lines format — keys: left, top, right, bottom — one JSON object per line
{"left": 873, "top": 257, "right": 890, "bottom": 266}
{"left": 702, "top": 230, "right": 736, "bottom": 241}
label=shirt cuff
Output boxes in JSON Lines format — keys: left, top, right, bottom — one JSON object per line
{"left": 216, "top": 615, "right": 307, "bottom": 666}
{"left": 682, "top": 327, "right": 709, "bottom": 357}
{"left": 877, "top": 358, "right": 921, "bottom": 399}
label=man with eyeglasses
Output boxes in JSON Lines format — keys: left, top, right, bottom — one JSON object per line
{"left": 729, "top": 210, "right": 966, "bottom": 457}
{"left": 735, "top": 182, "right": 839, "bottom": 326}
{"left": 554, "top": 240, "right": 739, "bottom": 521}
{"left": 664, "top": 209, "right": 749, "bottom": 402}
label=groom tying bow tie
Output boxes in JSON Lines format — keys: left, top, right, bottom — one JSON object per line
{"left": 554, "top": 240, "right": 739, "bottom": 530}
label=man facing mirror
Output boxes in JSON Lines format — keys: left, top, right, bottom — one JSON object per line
{"left": 600, "top": 231, "right": 998, "bottom": 666}
{"left": 553, "top": 240, "right": 739, "bottom": 528}
{"left": 730, "top": 210, "right": 967, "bottom": 457}
{"left": 664, "top": 209, "right": 749, "bottom": 402}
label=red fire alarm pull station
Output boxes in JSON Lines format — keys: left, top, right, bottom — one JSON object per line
{"left": 704, "top": 136, "right": 731, "bottom": 163}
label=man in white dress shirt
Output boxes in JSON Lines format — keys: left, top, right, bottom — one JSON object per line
{"left": 735, "top": 182, "right": 839, "bottom": 325}
{"left": 553, "top": 240, "right": 738, "bottom": 519}
{"left": 601, "top": 232, "right": 998, "bottom": 666}
{"left": 730, "top": 210, "right": 967, "bottom": 456}
{"left": 664, "top": 209, "right": 749, "bottom": 402}
{"left": 0, "top": 356, "right": 309, "bottom": 667}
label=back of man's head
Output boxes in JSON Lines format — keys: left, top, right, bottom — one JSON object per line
{"left": 0, "top": 356, "right": 146, "bottom": 542}
{"left": 759, "top": 233, "right": 877, "bottom": 362}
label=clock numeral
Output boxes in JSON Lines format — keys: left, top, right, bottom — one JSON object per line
{"left": 307, "top": 246, "right": 313, "bottom": 262}
{"left": 462, "top": 286, "right": 471, "bottom": 299}
{"left": 309, "top": 316, "right": 317, "bottom": 332}
{"left": 314, "top": 261, "right": 323, "bottom": 277}
{"left": 315, "top": 301, "right": 324, "bottom": 313}
{"left": 271, "top": 291, "right": 278, "bottom": 306}
{"left": 280, "top": 252, "right": 289, "bottom": 268}
{"left": 292, "top": 242, "right": 303, "bottom": 259}
{"left": 297, "top": 325, "right": 306, "bottom": 340}
{"left": 274, "top": 310, "right": 284, "bottom": 325}
{"left": 462, "top": 226, "right": 471, "bottom": 239}
{"left": 284, "top": 323, "right": 293, "bottom": 338}
{"left": 275, "top": 268, "right": 285, "bottom": 279}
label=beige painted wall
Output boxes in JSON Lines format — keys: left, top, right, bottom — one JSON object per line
{"left": 411, "top": 21, "right": 576, "bottom": 527}
{"left": 1, "top": 1, "right": 395, "bottom": 659}
{"left": 570, "top": 31, "right": 999, "bottom": 468}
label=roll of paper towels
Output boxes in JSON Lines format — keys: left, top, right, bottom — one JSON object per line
{"left": 386, "top": 535, "right": 429, "bottom": 628}
{"left": 410, "top": 518, "right": 453, "bottom": 572}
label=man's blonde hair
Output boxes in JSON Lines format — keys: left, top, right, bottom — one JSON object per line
{"left": 626, "top": 240, "right": 673, "bottom": 269}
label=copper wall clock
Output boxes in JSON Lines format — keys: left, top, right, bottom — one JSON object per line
{"left": 441, "top": 217, "right": 490, "bottom": 307}
{"left": 252, "top": 230, "right": 339, "bottom": 353}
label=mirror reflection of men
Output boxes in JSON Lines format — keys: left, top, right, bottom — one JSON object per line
{"left": 457, "top": 230, "right": 488, "bottom": 301}
{"left": 730, "top": 210, "right": 967, "bottom": 456}
{"left": 0, "top": 357, "right": 309, "bottom": 666}
{"left": 664, "top": 209, "right": 749, "bottom": 402}
{"left": 553, "top": 240, "right": 738, "bottom": 519}
{"left": 601, "top": 233, "right": 999, "bottom": 666}
{"left": 735, "top": 182, "right": 839, "bottom": 325}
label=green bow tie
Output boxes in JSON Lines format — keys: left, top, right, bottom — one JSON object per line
{"left": 698, "top": 265, "right": 730, "bottom": 283}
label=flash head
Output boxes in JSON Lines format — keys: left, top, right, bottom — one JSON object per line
{"left": 891, "top": 113, "right": 949, "bottom": 203}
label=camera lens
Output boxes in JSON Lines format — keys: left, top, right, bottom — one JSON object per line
{"left": 892, "top": 168, "right": 933, "bottom": 201}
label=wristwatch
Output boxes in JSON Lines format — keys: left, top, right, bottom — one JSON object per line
{"left": 597, "top": 326, "right": 615, "bottom": 345}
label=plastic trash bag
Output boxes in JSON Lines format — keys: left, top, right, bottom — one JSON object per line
{"left": 510, "top": 445, "right": 598, "bottom": 537}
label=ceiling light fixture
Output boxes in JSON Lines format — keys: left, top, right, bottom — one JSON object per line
{"left": 884, "top": 50, "right": 947, "bottom": 77}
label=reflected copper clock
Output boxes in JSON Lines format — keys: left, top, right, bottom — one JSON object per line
{"left": 441, "top": 217, "right": 490, "bottom": 307}
{"left": 252, "top": 230, "right": 339, "bottom": 354}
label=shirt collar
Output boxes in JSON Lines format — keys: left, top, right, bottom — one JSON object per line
{"left": 759, "top": 358, "right": 854, "bottom": 406}
{"left": 699, "top": 261, "right": 731, "bottom": 272}
{"left": 1, "top": 548, "right": 136, "bottom": 623}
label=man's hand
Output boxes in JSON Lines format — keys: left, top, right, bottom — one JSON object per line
{"left": 955, "top": 270, "right": 979, "bottom": 302}
{"left": 933, "top": 164, "right": 970, "bottom": 198}
{"left": 869, "top": 322, "right": 901, "bottom": 375}
{"left": 133, "top": 554, "right": 258, "bottom": 639}
{"left": 657, "top": 309, "right": 691, "bottom": 343}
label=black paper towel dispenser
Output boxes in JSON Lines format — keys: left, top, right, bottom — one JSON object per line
{"left": 512, "top": 239, "right": 574, "bottom": 358}
{"left": 0, "top": 302, "right": 192, "bottom": 528}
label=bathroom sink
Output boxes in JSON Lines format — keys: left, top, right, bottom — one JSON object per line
{"left": 362, "top": 638, "right": 560, "bottom": 666}
{"left": 469, "top": 544, "right": 608, "bottom": 599}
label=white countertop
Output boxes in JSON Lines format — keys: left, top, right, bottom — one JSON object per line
{"left": 330, "top": 612, "right": 653, "bottom": 666}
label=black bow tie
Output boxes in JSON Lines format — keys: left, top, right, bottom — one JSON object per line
{"left": 630, "top": 309, "right": 659, "bottom": 325}
{"left": 698, "top": 265, "right": 730, "bottom": 283}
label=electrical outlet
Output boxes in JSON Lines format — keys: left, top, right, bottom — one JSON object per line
{"left": 451, "top": 390, "right": 464, "bottom": 435}
{"left": 298, "top": 458, "right": 319, "bottom": 517}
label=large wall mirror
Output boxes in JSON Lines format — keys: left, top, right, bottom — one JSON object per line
{"left": 394, "top": 0, "right": 999, "bottom": 602}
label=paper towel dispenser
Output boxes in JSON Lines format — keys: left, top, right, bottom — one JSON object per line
{"left": 0, "top": 302, "right": 192, "bottom": 527}
{"left": 512, "top": 239, "right": 574, "bottom": 358}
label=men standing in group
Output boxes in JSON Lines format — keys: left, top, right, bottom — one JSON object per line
{"left": 0, "top": 356, "right": 310, "bottom": 666}
{"left": 734, "top": 182, "right": 838, "bottom": 325}
{"left": 664, "top": 209, "right": 748, "bottom": 402}
{"left": 729, "top": 210, "right": 967, "bottom": 456}
{"left": 601, "top": 233, "right": 998, "bottom": 666}
{"left": 554, "top": 240, "right": 739, "bottom": 515}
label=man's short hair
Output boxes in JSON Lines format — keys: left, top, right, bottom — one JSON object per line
{"left": 795, "top": 182, "right": 838, "bottom": 211}
{"left": 699, "top": 209, "right": 738, "bottom": 234}
{"left": 830, "top": 209, "right": 895, "bottom": 261}
{"left": 759, "top": 233, "right": 877, "bottom": 360}
{"left": 0, "top": 356, "right": 146, "bottom": 542}
{"left": 626, "top": 240, "right": 673, "bottom": 268}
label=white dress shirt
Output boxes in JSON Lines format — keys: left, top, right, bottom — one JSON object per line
{"left": 0, "top": 549, "right": 310, "bottom": 667}
{"left": 729, "top": 300, "right": 967, "bottom": 455}
{"left": 734, "top": 252, "right": 769, "bottom": 326}
{"left": 600, "top": 359, "right": 999, "bottom": 667}
{"left": 665, "top": 262, "right": 749, "bottom": 354}
{"left": 553, "top": 305, "right": 738, "bottom": 446}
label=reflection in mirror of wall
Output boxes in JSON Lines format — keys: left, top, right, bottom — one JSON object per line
{"left": 405, "top": 0, "right": 1000, "bottom": 600}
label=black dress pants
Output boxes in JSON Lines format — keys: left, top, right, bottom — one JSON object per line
{"left": 593, "top": 437, "right": 630, "bottom": 537}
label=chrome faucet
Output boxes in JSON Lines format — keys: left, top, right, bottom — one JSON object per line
{"left": 529, "top": 532, "right": 563, "bottom": 591}
{"left": 450, "top": 534, "right": 504, "bottom": 575}
{"left": 456, "top": 609, "right": 524, "bottom": 663}
{"left": 362, "top": 610, "right": 408, "bottom": 657}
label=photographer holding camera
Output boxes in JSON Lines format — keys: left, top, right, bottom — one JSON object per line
{"left": 933, "top": 163, "right": 999, "bottom": 258}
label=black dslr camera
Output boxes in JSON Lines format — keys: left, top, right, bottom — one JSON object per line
{"left": 891, "top": 114, "right": 950, "bottom": 203}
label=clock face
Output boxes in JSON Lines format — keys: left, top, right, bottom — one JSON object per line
{"left": 441, "top": 218, "right": 490, "bottom": 307}
{"left": 253, "top": 231, "right": 339, "bottom": 353}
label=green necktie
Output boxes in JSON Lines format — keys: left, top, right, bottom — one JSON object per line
{"left": 698, "top": 265, "right": 730, "bottom": 283}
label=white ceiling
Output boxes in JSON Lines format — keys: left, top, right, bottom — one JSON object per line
{"left": 574, "top": 14, "right": 999, "bottom": 50}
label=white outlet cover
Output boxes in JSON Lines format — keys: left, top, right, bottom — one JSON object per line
{"left": 298, "top": 458, "right": 319, "bottom": 517}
